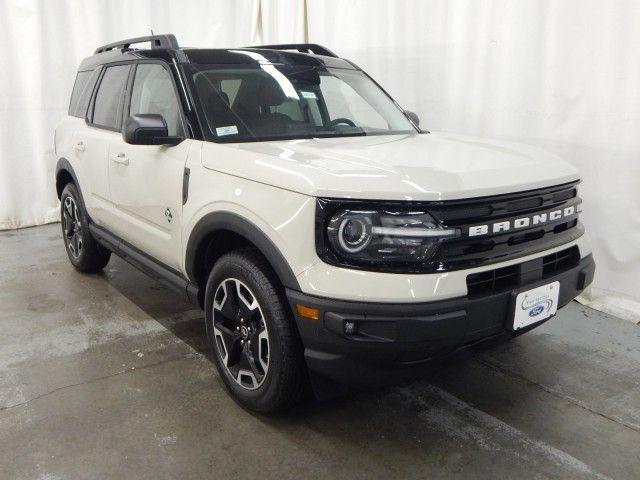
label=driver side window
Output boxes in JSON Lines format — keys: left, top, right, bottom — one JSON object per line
{"left": 129, "top": 64, "right": 183, "bottom": 136}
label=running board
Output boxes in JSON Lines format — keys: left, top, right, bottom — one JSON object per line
{"left": 89, "top": 223, "right": 199, "bottom": 306}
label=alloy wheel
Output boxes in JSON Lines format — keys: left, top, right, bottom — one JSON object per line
{"left": 212, "top": 278, "right": 270, "bottom": 390}
{"left": 63, "top": 196, "right": 83, "bottom": 258}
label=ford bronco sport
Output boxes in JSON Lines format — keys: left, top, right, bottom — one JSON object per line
{"left": 55, "top": 34, "right": 595, "bottom": 412}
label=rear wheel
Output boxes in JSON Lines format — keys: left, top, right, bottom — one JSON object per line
{"left": 60, "top": 183, "right": 111, "bottom": 272}
{"left": 205, "top": 249, "right": 307, "bottom": 412}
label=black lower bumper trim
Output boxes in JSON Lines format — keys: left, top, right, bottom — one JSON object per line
{"left": 286, "top": 254, "right": 595, "bottom": 391}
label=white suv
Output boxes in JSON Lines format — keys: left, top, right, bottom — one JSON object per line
{"left": 55, "top": 34, "right": 595, "bottom": 412}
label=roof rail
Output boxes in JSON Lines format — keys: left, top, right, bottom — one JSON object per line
{"left": 251, "top": 43, "right": 338, "bottom": 58}
{"left": 94, "top": 34, "right": 179, "bottom": 54}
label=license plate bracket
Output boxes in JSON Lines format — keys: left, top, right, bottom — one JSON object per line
{"left": 511, "top": 281, "right": 560, "bottom": 330}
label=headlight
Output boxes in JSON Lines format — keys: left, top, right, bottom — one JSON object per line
{"left": 334, "top": 213, "right": 373, "bottom": 253}
{"left": 317, "top": 200, "right": 460, "bottom": 272}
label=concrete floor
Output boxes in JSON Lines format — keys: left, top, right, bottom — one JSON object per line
{"left": 1, "top": 224, "right": 639, "bottom": 480}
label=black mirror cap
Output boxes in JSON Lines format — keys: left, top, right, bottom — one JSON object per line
{"left": 405, "top": 110, "right": 420, "bottom": 128}
{"left": 123, "top": 114, "right": 182, "bottom": 146}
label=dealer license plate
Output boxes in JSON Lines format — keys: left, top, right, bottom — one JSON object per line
{"left": 512, "top": 281, "right": 560, "bottom": 330}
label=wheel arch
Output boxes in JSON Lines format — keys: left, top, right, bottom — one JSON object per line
{"left": 55, "top": 158, "right": 84, "bottom": 203}
{"left": 185, "top": 212, "right": 300, "bottom": 302}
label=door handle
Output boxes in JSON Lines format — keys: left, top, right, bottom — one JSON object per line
{"left": 73, "top": 142, "right": 85, "bottom": 152}
{"left": 110, "top": 153, "right": 130, "bottom": 166}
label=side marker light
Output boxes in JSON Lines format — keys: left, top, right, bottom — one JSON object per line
{"left": 296, "top": 304, "right": 320, "bottom": 321}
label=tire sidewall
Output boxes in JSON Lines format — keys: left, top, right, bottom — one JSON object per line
{"left": 204, "top": 254, "right": 289, "bottom": 410}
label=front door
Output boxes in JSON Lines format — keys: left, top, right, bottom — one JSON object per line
{"left": 107, "top": 63, "right": 192, "bottom": 270}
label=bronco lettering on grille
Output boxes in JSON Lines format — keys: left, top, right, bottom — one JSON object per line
{"left": 467, "top": 204, "right": 581, "bottom": 237}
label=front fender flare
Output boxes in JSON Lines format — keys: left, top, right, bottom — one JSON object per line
{"left": 185, "top": 211, "right": 300, "bottom": 291}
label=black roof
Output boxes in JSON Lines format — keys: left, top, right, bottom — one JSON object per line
{"left": 78, "top": 34, "right": 355, "bottom": 71}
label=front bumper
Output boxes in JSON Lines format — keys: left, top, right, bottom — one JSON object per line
{"left": 287, "top": 253, "right": 595, "bottom": 392}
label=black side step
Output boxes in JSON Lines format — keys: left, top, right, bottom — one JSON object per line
{"left": 89, "top": 223, "right": 199, "bottom": 306}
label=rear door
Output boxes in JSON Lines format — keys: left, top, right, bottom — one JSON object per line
{"left": 106, "top": 62, "right": 191, "bottom": 270}
{"left": 77, "top": 64, "right": 131, "bottom": 224}
{"left": 64, "top": 68, "right": 100, "bottom": 205}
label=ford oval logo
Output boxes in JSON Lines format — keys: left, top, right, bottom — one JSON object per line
{"left": 529, "top": 305, "right": 545, "bottom": 317}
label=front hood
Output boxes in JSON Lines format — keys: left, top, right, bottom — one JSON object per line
{"left": 201, "top": 132, "right": 579, "bottom": 201}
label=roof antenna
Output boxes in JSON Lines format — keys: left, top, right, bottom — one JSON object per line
{"left": 150, "top": 29, "right": 155, "bottom": 36}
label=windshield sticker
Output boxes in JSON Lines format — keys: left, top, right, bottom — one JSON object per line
{"left": 300, "top": 91, "right": 317, "bottom": 100}
{"left": 216, "top": 125, "right": 238, "bottom": 136}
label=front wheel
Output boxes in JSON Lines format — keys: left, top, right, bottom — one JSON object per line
{"left": 204, "top": 249, "right": 307, "bottom": 412}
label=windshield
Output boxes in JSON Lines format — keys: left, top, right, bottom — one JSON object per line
{"left": 187, "top": 63, "right": 417, "bottom": 142}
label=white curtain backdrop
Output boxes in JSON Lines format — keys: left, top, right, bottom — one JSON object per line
{"left": 1, "top": 0, "right": 638, "bottom": 321}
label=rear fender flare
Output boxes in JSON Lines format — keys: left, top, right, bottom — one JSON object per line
{"left": 55, "top": 158, "right": 85, "bottom": 206}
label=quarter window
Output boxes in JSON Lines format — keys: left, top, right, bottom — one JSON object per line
{"left": 129, "top": 64, "right": 183, "bottom": 136}
{"left": 69, "top": 70, "right": 93, "bottom": 117}
{"left": 92, "top": 65, "right": 130, "bottom": 129}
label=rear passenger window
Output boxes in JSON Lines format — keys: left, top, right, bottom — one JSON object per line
{"left": 92, "top": 65, "right": 130, "bottom": 129}
{"left": 129, "top": 64, "right": 183, "bottom": 136}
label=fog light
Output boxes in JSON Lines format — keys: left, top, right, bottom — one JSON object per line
{"left": 344, "top": 320, "right": 357, "bottom": 335}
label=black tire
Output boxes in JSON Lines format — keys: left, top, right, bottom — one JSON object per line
{"left": 60, "top": 183, "right": 111, "bottom": 272}
{"left": 204, "top": 248, "right": 307, "bottom": 413}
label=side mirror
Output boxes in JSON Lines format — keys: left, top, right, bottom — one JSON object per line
{"left": 123, "top": 114, "right": 182, "bottom": 146}
{"left": 405, "top": 110, "right": 420, "bottom": 127}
